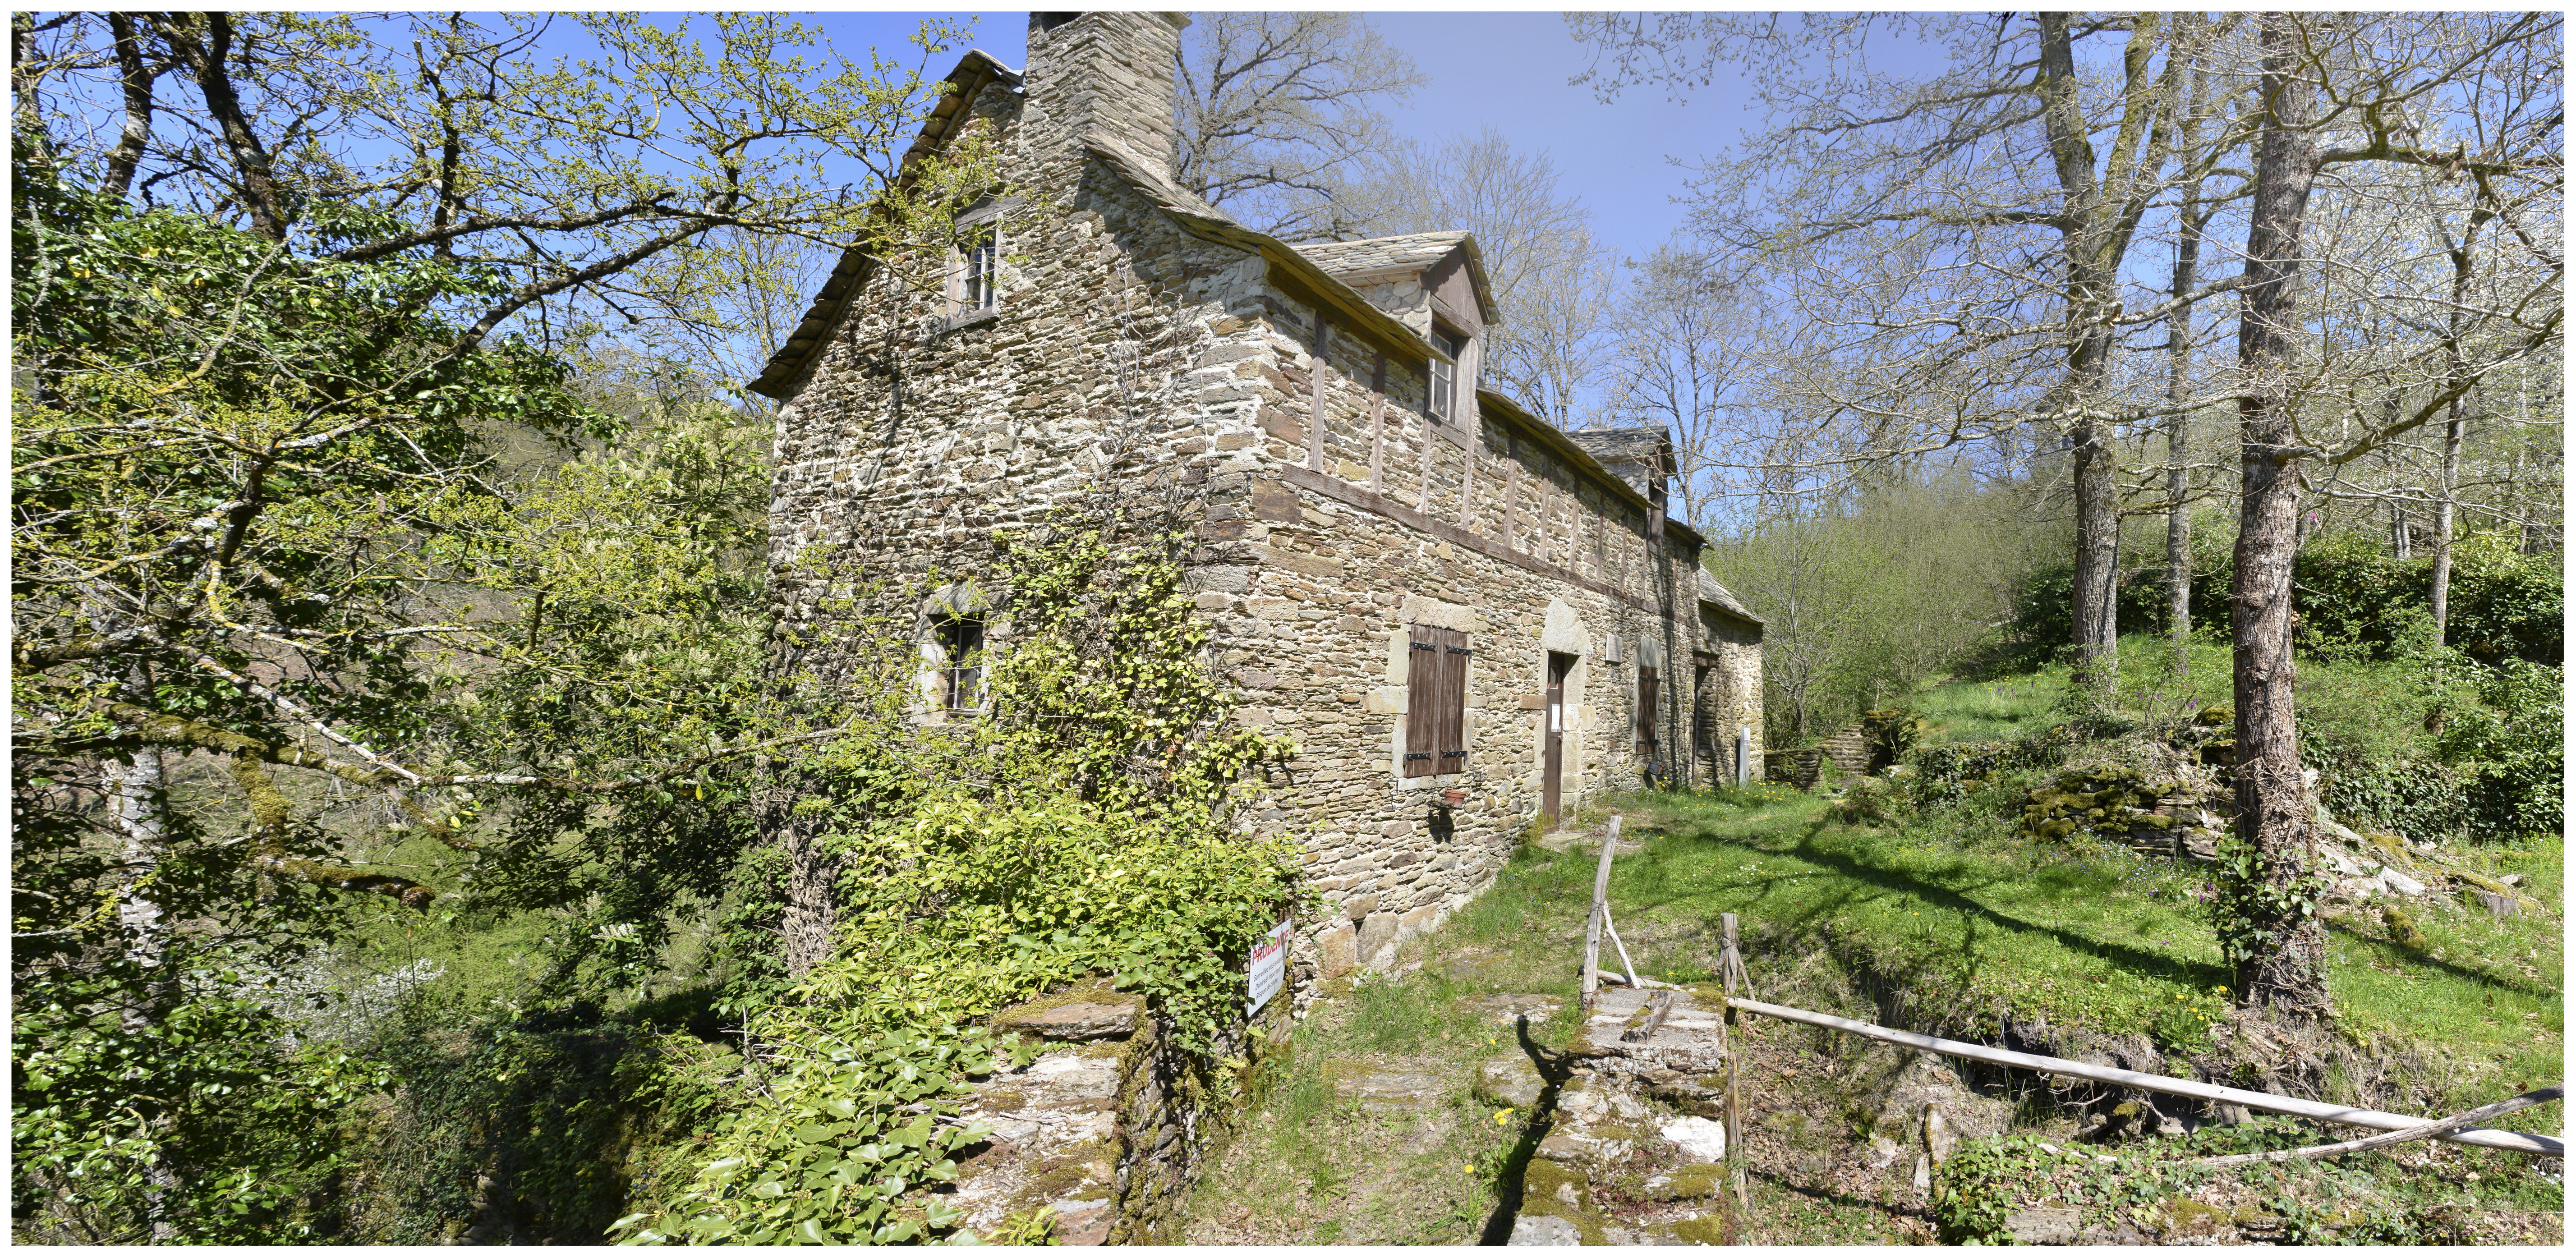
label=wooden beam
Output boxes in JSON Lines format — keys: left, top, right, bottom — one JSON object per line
{"left": 1727, "top": 996, "right": 2563, "bottom": 1157}
{"left": 1368, "top": 352, "right": 1387, "bottom": 492}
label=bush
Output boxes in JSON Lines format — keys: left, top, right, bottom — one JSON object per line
{"left": 2004, "top": 528, "right": 2561, "bottom": 670}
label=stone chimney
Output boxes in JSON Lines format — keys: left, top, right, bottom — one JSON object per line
{"left": 1021, "top": 11, "right": 1187, "bottom": 184}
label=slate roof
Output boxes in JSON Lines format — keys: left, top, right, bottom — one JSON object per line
{"left": 1697, "top": 569, "right": 1762, "bottom": 626}
{"left": 1293, "top": 232, "right": 1499, "bottom": 325}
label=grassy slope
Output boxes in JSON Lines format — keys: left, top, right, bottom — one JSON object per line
{"left": 1639, "top": 635, "right": 2561, "bottom": 1112}
{"left": 1611, "top": 789, "right": 2562, "bottom": 1114}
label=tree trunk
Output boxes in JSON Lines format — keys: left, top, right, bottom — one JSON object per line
{"left": 2226, "top": 12, "right": 2330, "bottom": 1020}
{"left": 2069, "top": 420, "right": 2121, "bottom": 698}
{"left": 2164, "top": 17, "right": 2212, "bottom": 672}
{"left": 2036, "top": 11, "right": 2172, "bottom": 705}
{"left": 755, "top": 749, "right": 839, "bottom": 983}
{"left": 2425, "top": 201, "right": 2488, "bottom": 645}
{"left": 2429, "top": 402, "right": 2464, "bottom": 640}
{"left": 107, "top": 663, "right": 182, "bottom": 1240}
{"left": 102, "top": 13, "right": 156, "bottom": 199}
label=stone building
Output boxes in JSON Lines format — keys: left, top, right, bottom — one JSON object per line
{"left": 752, "top": 11, "right": 1762, "bottom": 979}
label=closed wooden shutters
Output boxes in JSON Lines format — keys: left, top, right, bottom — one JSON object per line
{"left": 1404, "top": 624, "right": 1470, "bottom": 775}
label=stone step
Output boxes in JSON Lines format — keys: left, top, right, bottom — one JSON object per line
{"left": 1507, "top": 984, "right": 1737, "bottom": 1245}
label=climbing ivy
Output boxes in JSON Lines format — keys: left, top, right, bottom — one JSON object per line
{"left": 622, "top": 519, "right": 1308, "bottom": 1244}
{"left": 2203, "top": 831, "right": 2331, "bottom": 978}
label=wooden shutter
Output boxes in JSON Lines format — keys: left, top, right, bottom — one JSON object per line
{"left": 1404, "top": 626, "right": 1440, "bottom": 776}
{"left": 1438, "top": 628, "right": 1471, "bottom": 771}
{"left": 1404, "top": 625, "right": 1471, "bottom": 775}
{"left": 1637, "top": 665, "right": 1659, "bottom": 754}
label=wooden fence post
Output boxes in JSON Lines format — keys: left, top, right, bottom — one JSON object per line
{"left": 1721, "top": 912, "right": 1748, "bottom": 1208}
{"left": 1581, "top": 816, "right": 1620, "bottom": 1009}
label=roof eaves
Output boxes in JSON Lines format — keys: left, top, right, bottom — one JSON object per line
{"left": 1697, "top": 570, "right": 1763, "bottom": 626}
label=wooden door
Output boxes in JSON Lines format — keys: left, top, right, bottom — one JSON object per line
{"left": 1542, "top": 652, "right": 1573, "bottom": 827}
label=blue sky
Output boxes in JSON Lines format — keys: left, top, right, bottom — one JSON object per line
{"left": 803, "top": 9, "right": 1766, "bottom": 269}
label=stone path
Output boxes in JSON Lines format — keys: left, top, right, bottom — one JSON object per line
{"left": 1507, "top": 984, "right": 1739, "bottom": 1245}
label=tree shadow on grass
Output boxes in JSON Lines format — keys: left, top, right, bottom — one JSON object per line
{"left": 1476, "top": 1010, "right": 1582, "bottom": 1245}
{"left": 1617, "top": 822, "right": 2235, "bottom": 995}
{"left": 2322, "top": 916, "right": 2554, "bottom": 999}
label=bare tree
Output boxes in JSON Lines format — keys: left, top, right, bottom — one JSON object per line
{"left": 1602, "top": 245, "right": 1751, "bottom": 528}
{"left": 1572, "top": 13, "right": 2262, "bottom": 704}
{"left": 2224, "top": 10, "right": 2331, "bottom": 1021}
{"left": 2217, "top": 9, "right": 2559, "bottom": 1017}
{"left": 1171, "top": 11, "right": 1425, "bottom": 242}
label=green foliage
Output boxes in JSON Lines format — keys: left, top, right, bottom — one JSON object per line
{"left": 619, "top": 523, "right": 1303, "bottom": 1244}
{"left": 13, "top": 955, "right": 388, "bottom": 1243}
{"left": 359, "top": 1001, "right": 737, "bottom": 1244}
{"left": 1930, "top": 1134, "right": 2058, "bottom": 1243}
{"left": 1906, "top": 723, "right": 2082, "bottom": 806}
{"left": 612, "top": 1028, "right": 997, "bottom": 1245}
{"left": 2204, "top": 830, "right": 2331, "bottom": 980}
{"left": 1706, "top": 465, "right": 2047, "bottom": 744}
{"left": 764, "top": 523, "right": 1303, "bottom": 1051}
{"left": 2035, "top": 528, "right": 2564, "bottom": 669}
{"left": 2145, "top": 986, "right": 2230, "bottom": 1055}
{"left": 2429, "top": 657, "right": 2563, "bottom": 839}
{"left": 1858, "top": 706, "right": 1925, "bottom": 770}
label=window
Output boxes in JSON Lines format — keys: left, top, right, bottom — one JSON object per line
{"left": 1427, "top": 327, "right": 1463, "bottom": 423}
{"left": 936, "top": 616, "right": 984, "bottom": 711}
{"left": 1403, "top": 624, "right": 1469, "bottom": 776}
{"left": 961, "top": 222, "right": 999, "bottom": 312}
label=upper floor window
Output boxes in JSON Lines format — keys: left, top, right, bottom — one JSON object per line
{"left": 936, "top": 615, "right": 985, "bottom": 711}
{"left": 947, "top": 199, "right": 1018, "bottom": 323}
{"left": 1428, "top": 326, "right": 1464, "bottom": 423}
{"left": 961, "top": 223, "right": 999, "bottom": 312}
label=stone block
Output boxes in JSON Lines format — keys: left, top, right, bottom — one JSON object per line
{"left": 1357, "top": 911, "right": 1398, "bottom": 965}
{"left": 1475, "top": 1054, "right": 1546, "bottom": 1109}
{"left": 1247, "top": 478, "right": 1301, "bottom": 520}
{"left": 1314, "top": 923, "right": 1357, "bottom": 978}
{"left": 2005, "top": 1207, "right": 2081, "bottom": 1245}
{"left": 992, "top": 985, "right": 1143, "bottom": 1042}
{"left": 1342, "top": 892, "right": 1379, "bottom": 920}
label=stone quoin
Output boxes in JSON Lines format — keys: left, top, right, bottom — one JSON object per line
{"left": 752, "top": 11, "right": 1763, "bottom": 992}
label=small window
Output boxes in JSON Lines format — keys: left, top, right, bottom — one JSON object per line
{"left": 1403, "top": 624, "right": 1470, "bottom": 776}
{"left": 961, "top": 223, "right": 999, "bottom": 312}
{"left": 936, "top": 616, "right": 984, "bottom": 711}
{"left": 1427, "top": 327, "right": 1463, "bottom": 423}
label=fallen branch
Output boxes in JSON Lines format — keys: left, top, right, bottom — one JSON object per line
{"left": 2192, "top": 1084, "right": 2563, "bottom": 1168}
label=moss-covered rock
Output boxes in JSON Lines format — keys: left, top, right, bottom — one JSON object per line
{"left": 2380, "top": 904, "right": 2431, "bottom": 950}
{"left": 1514, "top": 1157, "right": 1607, "bottom": 1244}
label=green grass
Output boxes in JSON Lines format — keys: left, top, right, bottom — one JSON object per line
{"left": 1591, "top": 788, "right": 2562, "bottom": 1116}
{"left": 1914, "top": 667, "right": 2070, "bottom": 744}
{"left": 1920, "top": 631, "right": 2453, "bottom": 765}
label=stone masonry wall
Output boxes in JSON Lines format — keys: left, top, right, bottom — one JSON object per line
{"left": 767, "top": 13, "right": 1751, "bottom": 991}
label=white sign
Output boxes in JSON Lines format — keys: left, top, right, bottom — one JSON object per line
{"left": 1247, "top": 918, "right": 1291, "bottom": 1014}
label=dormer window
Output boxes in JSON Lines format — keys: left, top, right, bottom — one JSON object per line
{"left": 1428, "top": 326, "right": 1465, "bottom": 423}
